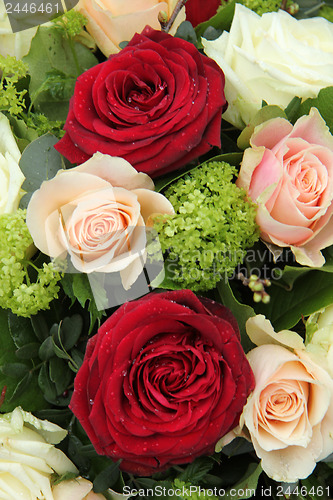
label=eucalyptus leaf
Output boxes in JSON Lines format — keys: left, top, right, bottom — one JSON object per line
{"left": 19, "top": 133, "right": 63, "bottom": 202}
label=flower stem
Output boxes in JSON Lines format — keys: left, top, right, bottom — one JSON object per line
{"left": 162, "top": 0, "right": 188, "bottom": 33}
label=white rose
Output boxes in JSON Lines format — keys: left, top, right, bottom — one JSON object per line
{"left": 217, "top": 316, "right": 333, "bottom": 483}
{"left": 0, "top": 0, "right": 38, "bottom": 59}
{"left": 0, "top": 112, "right": 25, "bottom": 214}
{"left": 0, "top": 407, "right": 78, "bottom": 500}
{"left": 202, "top": 4, "right": 333, "bottom": 128}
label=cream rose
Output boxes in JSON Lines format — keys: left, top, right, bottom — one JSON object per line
{"left": 0, "top": 112, "right": 25, "bottom": 214}
{"left": 26, "top": 152, "right": 174, "bottom": 289}
{"left": 0, "top": 407, "right": 78, "bottom": 499}
{"left": 0, "top": 0, "right": 38, "bottom": 59}
{"left": 75, "top": 0, "right": 186, "bottom": 56}
{"left": 52, "top": 476, "right": 105, "bottom": 500}
{"left": 236, "top": 108, "right": 333, "bottom": 267}
{"left": 202, "top": 4, "right": 333, "bottom": 128}
{"left": 217, "top": 316, "right": 333, "bottom": 483}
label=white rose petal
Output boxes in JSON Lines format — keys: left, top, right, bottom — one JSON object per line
{"left": 202, "top": 4, "right": 333, "bottom": 128}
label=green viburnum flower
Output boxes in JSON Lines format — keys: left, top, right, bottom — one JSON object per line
{"left": 52, "top": 10, "right": 88, "bottom": 38}
{"left": 0, "top": 209, "right": 61, "bottom": 316}
{"left": 0, "top": 55, "right": 28, "bottom": 116}
{"left": 154, "top": 161, "right": 259, "bottom": 291}
{"left": 241, "top": 0, "right": 298, "bottom": 15}
{"left": 173, "top": 480, "right": 218, "bottom": 500}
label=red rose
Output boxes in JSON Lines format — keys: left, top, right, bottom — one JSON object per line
{"left": 55, "top": 27, "right": 227, "bottom": 178}
{"left": 69, "top": 290, "right": 254, "bottom": 475}
{"left": 185, "top": 0, "right": 221, "bottom": 27}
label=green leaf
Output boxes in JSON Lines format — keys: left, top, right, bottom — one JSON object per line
{"left": 224, "top": 463, "right": 262, "bottom": 499}
{"left": 195, "top": 0, "right": 242, "bottom": 39}
{"left": 70, "top": 274, "right": 104, "bottom": 333}
{"left": 292, "top": 86, "right": 333, "bottom": 133}
{"left": 38, "top": 362, "right": 58, "bottom": 401}
{"left": 31, "top": 314, "right": 50, "bottom": 343}
{"left": 0, "top": 363, "right": 29, "bottom": 379}
{"left": 178, "top": 457, "right": 214, "bottom": 484}
{"left": 23, "top": 25, "right": 98, "bottom": 120}
{"left": 175, "top": 21, "right": 198, "bottom": 47}
{"left": 0, "top": 309, "right": 46, "bottom": 412}
{"left": 61, "top": 315, "right": 83, "bottom": 350}
{"left": 8, "top": 312, "right": 36, "bottom": 348}
{"left": 284, "top": 96, "right": 302, "bottom": 123}
{"left": 39, "top": 336, "right": 55, "bottom": 361}
{"left": 49, "top": 357, "right": 72, "bottom": 395}
{"left": 254, "top": 270, "right": 333, "bottom": 331}
{"left": 93, "top": 461, "right": 121, "bottom": 493}
{"left": 216, "top": 280, "right": 256, "bottom": 353}
{"left": 237, "top": 105, "right": 287, "bottom": 150}
{"left": 7, "top": 372, "right": 33, "bottom": 405}
{"left": 15, "top": 342, "right": 40, "bottom": 360}
{"left": 19, "top": 133, "right": 63, "bottom": 208}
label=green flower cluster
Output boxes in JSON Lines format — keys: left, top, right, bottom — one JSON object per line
{"left": 52, "top": 10, "right": 88, "bottom": 38}
{"left": 154, "top": 162, "right": 259, "bottom": 292}
{"left": 0, "top": 55, "right": 28, "bottom": 115}
{"left": 242, "top": 0, "right": 298, "bottom": 15}
{"left": 0, "top": 210, "right": 61, "bottom": 316}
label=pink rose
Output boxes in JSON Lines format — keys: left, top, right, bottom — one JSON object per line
{"left": 237, "top": 108, "right": 333, "bottom": 266}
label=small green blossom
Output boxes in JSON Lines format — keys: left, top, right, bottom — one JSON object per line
{"left": 24, "top": 112, "right": 65, "bottom": 138}
{"left": 0, "top": 55, "right": 28, "bottom": 116}
{"left": 154, "top": 162, "right": 260, "bottom": 292}
{"left": 52, "top": 10, "right": 88, "bottom": 38}
{"left": 0, "top": 210, "right": 61, "bottom": 316}
{"left": 241, "top": 0, "right": 298, "bottom": 15}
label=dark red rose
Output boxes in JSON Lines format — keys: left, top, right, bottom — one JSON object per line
{"left": 70, "top": 290, "right": 254, "bottom": 476}
{"left": 185, "top": 0, "right": 221, "bottom": 27}
{"left": 55, "top": 26, "right": 227, "bottom": 178}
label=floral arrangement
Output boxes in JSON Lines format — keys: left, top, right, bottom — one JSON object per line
{"left": 1, "top": 0, "right": 333, "bottom": 498}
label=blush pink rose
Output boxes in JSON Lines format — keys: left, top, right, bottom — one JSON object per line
{"left": 237, "top": 108, "right": 333, "bottom": 266}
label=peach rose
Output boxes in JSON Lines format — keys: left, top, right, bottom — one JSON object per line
{"left": 26, "top": 153, "right": 174, "bottom": 289}
{"left": 75, "top": 0, "right": 186, "bottom": 56}
{"left": 236, "top": 108, "right": 333, "bottom": 266}
{"left": 217, "top": 316, "right": 333, "bottom": 483}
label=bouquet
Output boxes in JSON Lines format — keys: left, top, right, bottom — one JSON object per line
{"left": 0, "top": 0, "right": 333, "bottom": 498}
